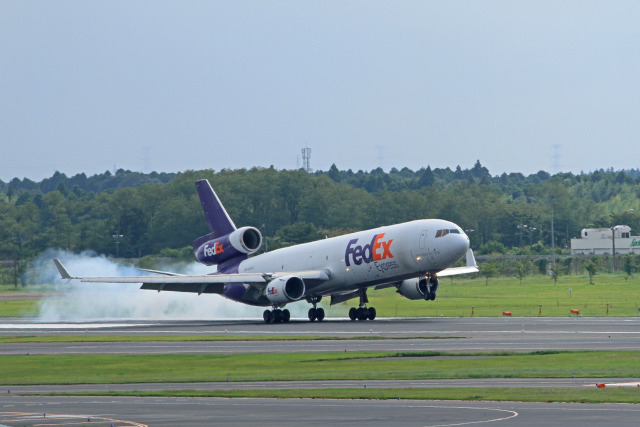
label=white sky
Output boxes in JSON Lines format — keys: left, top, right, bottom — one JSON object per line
{"left": 1, "top": 1, "right": 639, "bottom": 181}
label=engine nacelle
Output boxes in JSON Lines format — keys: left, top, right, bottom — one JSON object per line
{"left": 264, "top": 276, "right": 305, "bottom": 305}
{"left": 397, "top": 277, "right": 439, "bottom": 300}
{"left": 396, "top": 278, "right": 429, "bottom": 300}
{"left": 195, "top": 226, "right": 263, "bottom": 266}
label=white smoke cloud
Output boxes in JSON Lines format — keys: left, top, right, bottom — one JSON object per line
{"left": 30, "top": 249, "right": 313, "bottom": 322}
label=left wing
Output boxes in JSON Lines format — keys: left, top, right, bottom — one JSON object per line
{"left": 53, "top": 259, "right": 329, "bottom": 295}
{"left": 436, "top": 249, "right": 479, "bottom": 277}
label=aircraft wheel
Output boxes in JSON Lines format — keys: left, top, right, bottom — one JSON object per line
{"left": 357, "top": 307, "right": 368, "bottom": 321}
{"left": 263, "top": 310, "right": 273, "bottom": 324}
{"left": 348, "top": 307, "right": 357, "bottom": 321}
{"left": 273, "top": 309, "right": 283, "bottom": 323}
{"left": 367, "top": 307, "right": 376, "bottom": 320}
{"left": 316, "top": 307, "right": 325, "bottom": 322}
{"left": 282, "top": 309, "right": 291, "bottom": 323}
{"left": 308, "top": 307, "right": 317, "bottom": 322}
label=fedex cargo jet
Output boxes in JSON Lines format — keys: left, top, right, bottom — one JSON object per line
{"left": 54, "top": 179, "right": 478, "bottom": 323}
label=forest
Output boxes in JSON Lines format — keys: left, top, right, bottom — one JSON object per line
{"left": 2, "top": 161, "right": 640, "bottom": 286}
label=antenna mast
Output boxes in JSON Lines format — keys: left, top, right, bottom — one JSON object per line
{"left": 301, "top": 147, "right": 312, "bottom": 172}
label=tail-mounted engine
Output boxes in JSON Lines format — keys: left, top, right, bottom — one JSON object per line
{"left": 263, "top": 276, "right": 306, "bottom": 304}
{"left": 397, "top": 276, "right": 439, "bottom": 301}
{"left": 194, "top": 226, "right": 263, "bottom": 266}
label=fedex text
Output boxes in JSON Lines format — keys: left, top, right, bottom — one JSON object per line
{"left": 345, "top": 233, "right": 394, "bottom": 267}
{"left": 204, "top": 242, "right": 224, "bottom": 257}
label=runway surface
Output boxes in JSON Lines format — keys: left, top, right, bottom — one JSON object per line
{"left": 4, "top": 396, "right": 640, "bottom": 427}
{"left": 2, "top": 317, "right": 640, "bottom": 355}
{"left": 1, "top": 317, "right": 639, "bottom": 426}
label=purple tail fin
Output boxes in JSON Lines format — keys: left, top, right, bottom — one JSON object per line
{"left": 195, "top": 180, "right": 236, "bottom": 238}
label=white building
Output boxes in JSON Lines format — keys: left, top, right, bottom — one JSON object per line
{"left": 570, "top": 225, "right": 640, "bottom": 255}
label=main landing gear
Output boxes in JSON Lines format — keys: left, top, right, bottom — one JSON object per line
{"left": 348, "top": 289, "right": 376, "bottom": 321}
{"left": 263, "top": 308, "right": 290, "bottom": 324}
{"left": 307, "top": 296, "right": 325, "bottom": 322}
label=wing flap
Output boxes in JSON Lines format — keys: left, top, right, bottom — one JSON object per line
{"left": 77, "top": 273, "right": 267, "bottom": 284}
{"left": 140, "top": 282, "right": 226, "bottom": 294}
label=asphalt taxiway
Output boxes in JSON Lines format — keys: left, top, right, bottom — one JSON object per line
{"left": 4, "top": 396, "right": 640, "bottom": 427}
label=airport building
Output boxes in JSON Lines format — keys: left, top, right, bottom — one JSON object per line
{"left": 570, "top": 225, "right": 640, "bottom": 255}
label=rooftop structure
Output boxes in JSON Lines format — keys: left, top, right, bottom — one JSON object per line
{"left": 570, "top": 225, "right": 640, "bottom": 255}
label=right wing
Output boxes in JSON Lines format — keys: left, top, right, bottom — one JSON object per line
{"left": 436, "top": 249, "right": 479, "bottom": 277}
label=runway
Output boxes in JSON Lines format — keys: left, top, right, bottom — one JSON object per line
{"left": 2, "top": 317, "right": 640, "bottom": 355}
{"left": 1, "top": 317, "right": 639, "bottom": 426}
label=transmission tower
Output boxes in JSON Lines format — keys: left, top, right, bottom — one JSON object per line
{"left": 551, "top": 144, "right": 561, "bottom": 172}
{"left": 301, "top": 147, "right": 312, "bottom": 172}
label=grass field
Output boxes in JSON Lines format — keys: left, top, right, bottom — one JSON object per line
{"left": 365, "top": 273, "right": 640, "bottom": 318}
{"left": 2, "top": 351, "right": 639, "bottom": 385}
{"left": 57, "top": 387, "right": 640, "bottom": 404}
{"left": 3, "top": 273, "right": 640, "bottom": 318}
{"left": 0, "top": 299, "right": 39, "bottom": 317}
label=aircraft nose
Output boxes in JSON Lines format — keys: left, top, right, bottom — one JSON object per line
{"left": 456, "top": 232, "right": 471, "bottom": 256}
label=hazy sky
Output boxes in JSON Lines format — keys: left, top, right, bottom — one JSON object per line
{"left": 1, "top": 1, "right": 639, "bottom": 181}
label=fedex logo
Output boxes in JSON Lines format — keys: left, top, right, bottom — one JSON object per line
{"left": 204, "top": 242, "right": 224, "bottom": 257}
{"left": 267, "top": 287, "right": 278, "bottom": 295}
{"left": 345, "top": 233, "right": 393, "bottom": 267}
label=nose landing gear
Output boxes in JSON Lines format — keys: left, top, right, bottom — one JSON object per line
{"left": 425, "top": 276, "right": 439, "bottom": 301}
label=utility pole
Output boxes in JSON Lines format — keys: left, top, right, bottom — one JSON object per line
{"left": 551, "top": 210, "right": 556, "bottom": 265}
{"left": 611, "top": 226, "right": 617, "bottom": 272}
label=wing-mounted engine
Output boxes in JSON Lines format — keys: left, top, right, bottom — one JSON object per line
{"left": 397, "top": 276, "right": 439, "bottom": 301}
{"left": 194, "top": 226, "right": 263, "bottom": 266}
{"left": 263, "top": 276, "right": 306, "bottom": 304}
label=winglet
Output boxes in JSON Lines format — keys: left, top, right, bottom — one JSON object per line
{"left": 53, "top": 259, "right": 73, "bottom": 280}
{"left": 466, "top": 249, "right": 477, "bottom": 267}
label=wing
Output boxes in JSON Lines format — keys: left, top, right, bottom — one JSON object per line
{"left": 53, "top": 259, "right": 329, "bottom": 295}
{"left": 436, "top": 248, "right": 479, "bottom": 277}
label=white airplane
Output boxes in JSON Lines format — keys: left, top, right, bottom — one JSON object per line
{"left": 54, "top": 179, "right": 478, "bottom": 323}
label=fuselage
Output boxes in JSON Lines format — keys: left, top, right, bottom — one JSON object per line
{"left": 232, "top": 219, "right": 470, "bottom": 304}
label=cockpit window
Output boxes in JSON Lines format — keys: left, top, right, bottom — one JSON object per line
{"left": 436, "top": 228, "right": 461, "bottom": 238}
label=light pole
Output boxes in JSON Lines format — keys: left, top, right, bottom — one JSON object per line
{"left": 112, "top": 233, "right": 124, "bottom": 258}
{"left": 611, "top": 225, "right": 618, "bottom": 272}
{"left": 529, "top": 227, "right": 537, "bottom": 246}
{"left": 517, "top": 224, "right": 527, "bottom": 247}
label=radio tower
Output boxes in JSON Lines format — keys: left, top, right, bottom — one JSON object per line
{"left": 551, "top": 144, "right": 561, "bottom": 173}
{"left": 301, "top": 147, "right": 312, "bottom": 172}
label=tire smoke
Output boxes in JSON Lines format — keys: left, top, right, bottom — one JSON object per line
{"left": 29, "top": 249, "right": 314, "bottom": 322}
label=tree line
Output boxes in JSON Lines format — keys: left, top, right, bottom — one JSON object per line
{"left": 2, "top": 162, "right": 640, "bottom": 286}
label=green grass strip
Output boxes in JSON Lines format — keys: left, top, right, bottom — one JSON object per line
{"left": 2, "top": 351, "right": 640, "bottom": 385}
{"left": 43, "top": 388, "right": 640, "bottom": 404}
